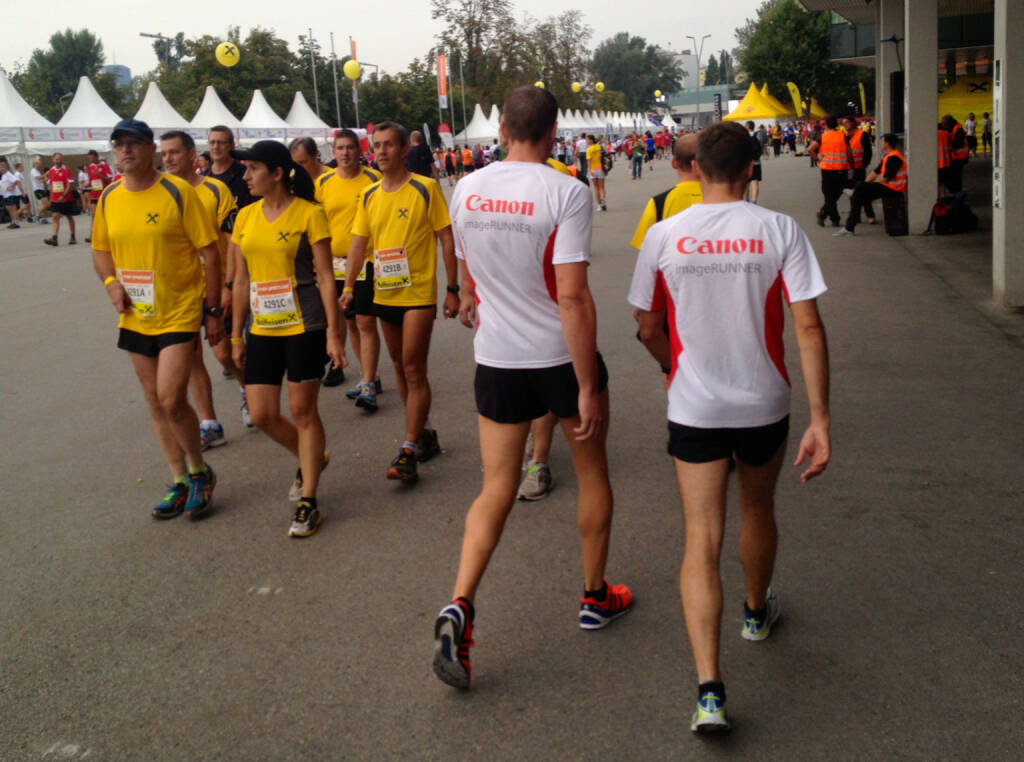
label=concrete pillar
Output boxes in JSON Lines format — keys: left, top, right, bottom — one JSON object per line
{"left": 876, "top": 0, "right": 904, "bottom": 132}
{"left": 993, "top": 0, "right": 1024, "bottom": 307}
{"left": 904, "top": 0, "right": 937, "bottom": 233}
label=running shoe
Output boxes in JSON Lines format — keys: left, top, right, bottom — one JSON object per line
{"left": 579, "top": 581, "right": 633, "bottom": 630}
{"left": 386, "top": 447, "right": 418, "bottom": 482}
{"left": 84, "top": 236, "right": 92, "bottom": 243}
{"left": 184, "top": 465, "right": 216, "bottom": 520}
{"left": 222, "top": 366, "right": 233, "bottom": 378}
{"left": 741, "top": 588, "right": 780, "bottom": 641}
{"left": 289, "top": 451, "right": 330, "bottom": 501}
{"left": 43, "top": 236, "right": 57, "bottom": 246}
{"left": 152, "top": 482, "right": 189, "bottom": 520}
{"left": 288, "top": 499, "right": 322, "bottom": 538}
{"left": 432, "top": 600, "right": 474, "bottom": 689}
{"left": 200, "top": 421, "right": 226, "bottom": 451}
{"left": 417, "top": 429, "right": 441, "bottom": 462}
{"left": 691, "top": 686, "right": 731, "bottom": 734}
{"left": 832, "top": 228, "right": 853, "bottom": 237}
{"left": 240, "top": 389, "right": 253, "bottom": 428}
{"left": 374, "top": 376, "right": 383, "bottom": 394}
{"left": 323, "top": 364, "right": 345, "bottom": 387}
{"left": 355, "top": 383, "right": 378, "bottom": 412}
{"left": 7, "top": 222, "right": 19, "bottom": 229}
{"left": 815, "top": 210, "right": 825, "bottom": 227}
{"left": 68, "top": 236, "right": 77, "bottom": 245}
{"left": 345, "top": 382, "right": 365, "bottom": 400}
{"left": 517, "top": 462, "right": 553, "bottom": 501}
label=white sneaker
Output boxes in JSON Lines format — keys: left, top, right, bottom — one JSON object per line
{"left": 199, "top": 422, "right": 226, "bottom": 451}
{"left": 240, "top": 389, "right": 253, "bottom": 428}
{"left": 517, "top": 462, "right": 553, "bottom": 501}
{"left": 832, "top": 228, "right": 853, "bottom": 237}
{"left": 741, "top": 588, "right": 781, "bottom": 641}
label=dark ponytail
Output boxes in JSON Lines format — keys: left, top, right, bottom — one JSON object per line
{"left": 287, "top": 161, "right": 316, "bottom": 203}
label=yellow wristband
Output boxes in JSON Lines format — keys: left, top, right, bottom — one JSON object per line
{"left": 103, "top": 275, "right": 117, "bottom": 288}
{"left": 230, "top": 337, "right": 244, "bottom": 345}
{"left": 342, "top": 286, "right": 354, "bottom": 294}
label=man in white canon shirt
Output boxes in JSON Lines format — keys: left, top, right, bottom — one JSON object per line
{"left": 431, "top": 85, "right": 632, "bottom": 692}
{"left": 629, "top": 121, "right": 831, "bottom": 734}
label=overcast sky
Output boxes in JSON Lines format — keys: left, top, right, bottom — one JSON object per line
{"left": 3, "top": 1, "right": 764, "bottom": 84}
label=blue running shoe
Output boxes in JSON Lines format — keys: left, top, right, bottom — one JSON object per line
{"left": 579, "top": 581, "right": 633, "bottom": 630}
{"left": 355, "top": 383, "right": 378, "bottom": 412}
{"left": 741, "top": 588, "right": 780, "bottom": 641}
{"left": 691, "top": 684, "right": 731, "bottom": 734}
{"left": 433, "top": 600, "right": 474, "bottom": 689}
{"left": 185, "top": 465, "right": 216, "bottom": 520}
{"left": 153, "top": 482, "right": 188, "bottom": 520}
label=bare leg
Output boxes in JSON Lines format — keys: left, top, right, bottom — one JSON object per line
{"left": 530, "top": 412, "right": 557, "bottom": 463}
{"left": 189, "top": 338, "right": 217, "bottom": 422}
{"left": 246, "top": 384, "right": 299, "bottom": 456}
{"left": 380, "top": 320, "right": 408, "bottom": 405}
{"left": 381, "top": 309, "right": 434, "bottom": 442}
{"left": 737, "top": 444, "right": 786, "bottom": 610}
{"left": 287, "top": 380, "right": 325, "bottom": 498}
{"left": 130, "top": 352, "right": 186, "bottom": 479}
{"left": 356, "top": 313, "right": 380, "bottom": 385}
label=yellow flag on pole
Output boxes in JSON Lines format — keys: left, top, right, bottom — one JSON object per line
{"left": 858, "top": 82, "right": 867, "bottom": 115}
{"left": 786, "top": 82, "right": 803, "bottom": 117}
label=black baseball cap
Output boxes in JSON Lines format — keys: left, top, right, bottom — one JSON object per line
{"left": 231, "top": 140, "right": 293, "bottom": 170}
{"left": 111, "top": 118, "right": 154, "bottom": 142}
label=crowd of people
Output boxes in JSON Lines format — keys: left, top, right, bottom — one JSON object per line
{"left": 5, "top": 84, "right": 837, "bottom": 736}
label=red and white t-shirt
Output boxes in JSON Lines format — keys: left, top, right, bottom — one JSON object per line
{"left": 47, "top": 166, "right": 74, "bottom": 202}
{"left": 628, "top": 201, "right": 827, "bottom": 428}
{"left": 87, "top": 161, "right": 113, "bottom": 200}
{"left": 451, "top": 161, "right": 593, "bottom": 369}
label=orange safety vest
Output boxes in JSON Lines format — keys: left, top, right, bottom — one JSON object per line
{"left": 937, "top": 129, "right": 951, "bottom": 169}
{"left": 880, "top": 149, "right": 907, "bottom": 193}
{"left": 461, "top": 148, "right": 473, "bottom": 166}
{"left": 848, "top": 129, "right": 865, "bottom": 169}
{"left": 950, "top": 123, "right": 969, "bottom": 161}
{"left": 818, "top": 130, "right": 849, "bottom": 171}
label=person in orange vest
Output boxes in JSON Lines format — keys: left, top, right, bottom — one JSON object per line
{"left": 843, "top": 117, "right": 875, "bottom": 224}
{"left": 936, "top": 122, "right": 952, "bottom": 196}
{"left": 941, "top": 114, "right": 968, "bottom": 193}
{"left": 808, "top": 115, "right": 850, "bottom": 227}
{"left": 834, "top": 133, "right": 907, "bottom": 236}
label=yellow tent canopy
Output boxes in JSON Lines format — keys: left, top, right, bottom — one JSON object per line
{"left": 760, "top": 83, "right": 795, "bottom": 117}
{"left": 723, "top": 83, "right": 789, "bottom": 121}
{"left": 938, "top": 77, "right": 992, "bottom": 125}
{"left": 808, "top": 97, "right": 829, "bottom": 119}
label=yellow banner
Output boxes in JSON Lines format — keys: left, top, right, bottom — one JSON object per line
{"left": 786, "top": 82, "right": 803, "bottom": 117}
{"left": 858, "top": 82, "right": 867, "bottom": 116}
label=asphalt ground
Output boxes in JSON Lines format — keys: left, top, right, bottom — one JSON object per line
{"left": 1, "top": 153, "right": 1022, "bottom": 760}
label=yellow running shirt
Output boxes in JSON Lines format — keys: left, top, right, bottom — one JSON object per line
{"left": 351, "top": 174, "right": 451, "bottom": 307}
{"left": 92, "top": 173, "right": 217, "bottom": 335}
{"left": 315, "top": 167, "right": 382, "bottom": 280}
{"left": 586, "top": 143, "right": 603, "bottom": 171}
{"left": 232, "top": 197, "right": 331, "bottom": 337}
{"left": 194, "top": 176, "right": 237, "bottom": 278}
{"left": 546, "top": 157, "right": 573, "bottom": 175}
{"left": 629, "top": 181, "right": 704, "bottom": 249}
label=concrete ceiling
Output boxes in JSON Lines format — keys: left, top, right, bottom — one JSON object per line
{"left": 800, "top": 0, "right": 994, "bottom": 26}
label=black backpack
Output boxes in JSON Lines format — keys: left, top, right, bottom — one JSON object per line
{"left": 601, "top": 148, "right": 613, "bottom": 173}
{"left": 927, "top": 197, "right": 978, "bottom": 235}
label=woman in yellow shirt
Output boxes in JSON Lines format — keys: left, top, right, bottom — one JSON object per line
{"left": 228, "top": 140, "right": 344, "bottom": 538}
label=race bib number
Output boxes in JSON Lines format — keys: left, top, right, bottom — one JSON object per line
{"left": 332, "top": 256, "right": 346, "bottom": 281}
{"left": 250, "top": 279, "right": 300, "bottom": 329}
{"left": 91, "top": 178, "right": 103, "bottom": 192}
{"left": 374, "top": 247, "right": 411, "bottom": 290}
{"left": 52, "top": 181, "right": 65, "bottom": 193}
{"left": 118, "top": 269, "right": 156, "bottom": 317}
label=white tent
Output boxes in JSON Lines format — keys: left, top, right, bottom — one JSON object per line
{"left": 452, "top": 104, "right": 497, "bottom": 144}
{"left": 285, "top": 91, "right": 330, "bottom": 129}
{"left": 239, "top": 89, "right": 289, "bottom": 144}
{"left": 661, "top": 111, "right": 679, "bottom": 130}
{"left": 133, "top": 82, "right": 189, "bottom": 130}
{"left": 25, "top": 76, "right": 114, "bottom": 157}
{"left": 57, "top": 76, "right": 120, "bottom": 130}
{"left": 190, "top": 86, "right": 242, "bottom": 130}
{"left": 487, "top": 104, "right": 501, "bottom": 134}
{"left": 0, "top": 73, "right": 53, "bottom": 154}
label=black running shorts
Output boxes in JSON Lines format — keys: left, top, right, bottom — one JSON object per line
{"left": 667, "top": 415, "right": 789, "bottom": 466}
{"left": 117, "top": 328, "right": 197, "bottom": 359}
{"left": 245, "top": 329, "right": 327, "bottom": 385}
{"left": 475, "top": 353, "right": 609, "bottom": 424}
{"left": 338, "top": 262, "right": 375, "bottom": 319}
{"left": 373, "top": 302, "right": 436, "bottom": 326}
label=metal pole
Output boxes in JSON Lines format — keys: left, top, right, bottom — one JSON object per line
{"left": 687, "top": 34, "right": 710, "bottom": 127}
{"left": 448, "top": 50, "right": 457, "bottom": 132}
{"left": 459, "top": 52, "right": 467, "bottom": 135}
{"left": 330, "top": 33, "right": 341, "bottom": 127}
{"left": 350, "top": 37, "right": 359, "bottom": 129}
{"left": 308, "top": 28, "right": 320, "bottom": 117}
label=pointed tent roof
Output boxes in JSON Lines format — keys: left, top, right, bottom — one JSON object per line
{"left": 285, "top": 91, "right": 330, "bottom": 129}
{"left": 661, "top": 112, "right": 678, "bottom": 129}
{"left": 190, "top": 86, "right": 241, "bottom": 129}
{"left": 57, "top": 76, "right": 121, "bottom": 127}
{"left": 760, "top": 84, "right": 795, "bottom": 117}
{"left": 487, "top": 104, "right": 501, "bottom": 132}
{"left": 808, "top": 97, "right": 829, "bottom": 119}
{"left": 453, "top": 103, "right": 497, "bottom": 143}
{"left": 0, "top": 74, "right": 53, "bottom": 128}
{"left": 133, "top": 82, "right": 189, "bottom": 129}
{"left": 723, "top": 83, "right": 787, "bottom": 121}
{"left": 241, "top": 89, "right": 290, "bottom": 129}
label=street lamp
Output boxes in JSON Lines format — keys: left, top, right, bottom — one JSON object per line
{"left": 58, "top": 92, "right": 73, "bottom": 114}
{"left": 686, "top": 34, "right": 711, "bottom": 128}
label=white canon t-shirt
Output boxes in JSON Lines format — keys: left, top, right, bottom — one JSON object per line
{"left": 451, "top": 161, "right": 592, "bottom": 369}
{"left": 628, "top": 201, "right": 827, "bottom": 428}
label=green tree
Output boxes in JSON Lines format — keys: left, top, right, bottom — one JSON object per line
{"left": 523, "top": 11, "right": 593, "bottom": 109}
{"left": 718, "top": 50, "right": 735, "bottom": 84}
{"left": 735, "top": 0, "right": 872, "bottom": 114}
{"left": 590, "top": 33, "right": 682, "bottom": 111}
{"left": 705, "top": 54, "right": 720, "bottom": 87}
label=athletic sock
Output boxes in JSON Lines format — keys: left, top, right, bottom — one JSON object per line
{"left": 298, "top": 496, "right": 317, "bottom": 508}
{"left": 455, "top": 596, "right": 475, "bottom": 622}
{"left": 174, "top": 474, "right": 189, "bottom": 486}
{"left": 423, "top": 419, "right": 432, "bottom": 432}
{"left": 746, "top": 602, "right": 767, "bottom": 621}
{"left": 698, "top": 681, "right": 726, "bottom": 705}
{"left": 584, "top": 582, "right": 607, "bottom": 601}
{"left": 402, "top": 439, "right": 418, "bottom": 453}
{"left": 200, "top": 419, "right": 218, "bottom": 428}
{"left": 188, "top": 463, "right": 208, "bottom": 476}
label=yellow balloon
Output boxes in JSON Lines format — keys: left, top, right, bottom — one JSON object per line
{"left": 215, "top": 41, "right": 240, "bottom": 67}
{"left": 595, "top": 81, "right": 605, "bottom": 92}
{"left": 534, "top": 81, "right": 545, "bottom": 89}
{"left": 571, "top": 82, "right": 581, "bottom": 93}
{"left": 343, "top": 59, "right": 362, "bottom": 80}
{"left": 654, "top": 89, "right": 662, "bottom": 97}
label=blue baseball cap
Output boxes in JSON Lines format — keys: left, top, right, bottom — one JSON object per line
{"left": 111, "top": 118, "right": 154, "bottom": 142}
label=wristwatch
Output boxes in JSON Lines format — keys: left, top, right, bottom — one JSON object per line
{"left": 446, "top": 284, "right": 460, "bottom": 294}
{"left": 206, "top": 306, "right": 224, "bottom": 318}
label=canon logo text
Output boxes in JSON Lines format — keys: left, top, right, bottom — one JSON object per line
{"left": 676, "top": 237, "right": 765, "bottom": 255}
{"left": 466, "top": 194, "right": 535, "bottom": 216}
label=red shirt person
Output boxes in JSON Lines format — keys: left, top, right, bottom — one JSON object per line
{"left": 86, "top": 149, "right": 113, "bottom": 202}
{"left": 44, "top": 152, "right": 77, "bottom": 246}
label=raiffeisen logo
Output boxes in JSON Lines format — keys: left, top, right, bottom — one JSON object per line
{"left": 676, "top": 237, "right": 765, "bottom": 255}
{"left": 465, "top": 194, "right": 536, "bottom": 216}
